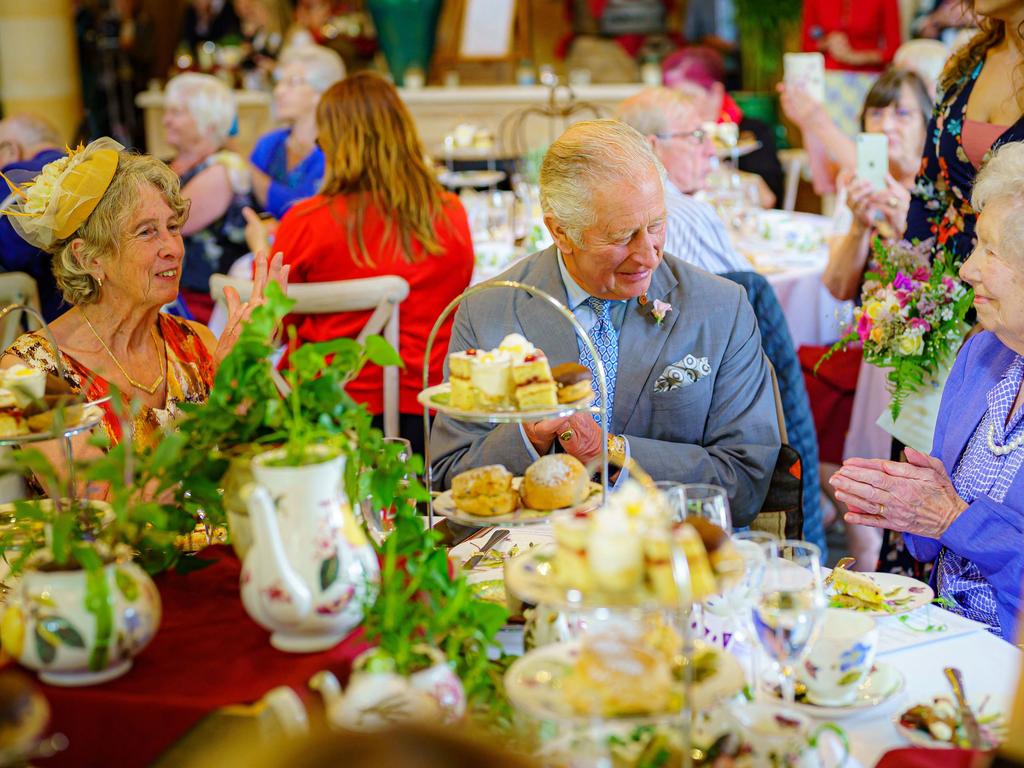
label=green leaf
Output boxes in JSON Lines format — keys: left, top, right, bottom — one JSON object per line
{"left": 364, "top": 335, "right": 403, "bottom": 368}
{"left": 320, "top": 553, "right": 340, "bottom": 590}
{"left": 34, "top": 626, "right": 57, "bottom": 664}
{"left": 40, "top": 616, "right": 86, "bottom": 648}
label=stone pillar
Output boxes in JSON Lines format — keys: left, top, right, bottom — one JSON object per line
{"left": 0, "top": 0, "right": 82, "bottom": 143}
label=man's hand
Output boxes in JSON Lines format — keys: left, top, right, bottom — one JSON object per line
{"left": 522, "top": 417, "right": 570, "bottom": 455}
{"left": 556, "top": 412, "right": 604, "bottom": 465}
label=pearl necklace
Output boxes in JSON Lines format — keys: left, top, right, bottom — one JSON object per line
{"left": 986, "top": 420, "right": 1024, "bottom": 456}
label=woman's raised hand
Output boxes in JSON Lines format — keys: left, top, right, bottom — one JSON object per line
{"left": 215, "top": 250, "right": 290, "bottom": 365}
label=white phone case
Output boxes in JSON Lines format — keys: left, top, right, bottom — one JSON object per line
{"left": 783, "top": 52, "right": 826, "bottom": 103}
{"left": 856, "top": 133, "right": 889, "bottom": 192}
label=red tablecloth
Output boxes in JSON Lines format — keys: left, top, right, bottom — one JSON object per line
{"left": 31, "top": 546, "right": 368, "bottom": 768}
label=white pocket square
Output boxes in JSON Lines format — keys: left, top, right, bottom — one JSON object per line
{"left": 654, "top": 354, "right": 712, "bottom": 392}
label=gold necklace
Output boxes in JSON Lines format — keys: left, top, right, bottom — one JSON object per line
{"left": 82, "top": 312, "right": 165, "bottom": 395}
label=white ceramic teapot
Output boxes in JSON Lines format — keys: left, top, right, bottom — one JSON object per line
{"left": 240, "top": 445, "right": 379, "bottom": 653}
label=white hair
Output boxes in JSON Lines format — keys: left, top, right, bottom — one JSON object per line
{"left": 540, "top": 119, "right": 666, "bottom": 247}
{"left": 165, "top": 73, "right": 237, "bottom": 145}
{"left": 972, "top": 143, "right": 1024, "bottom": 252}
{"left": 277, "top": 44, "right": 346, "bottom": 93}
{"left": 615, "top": 87, "right": 699, "bottom": 138}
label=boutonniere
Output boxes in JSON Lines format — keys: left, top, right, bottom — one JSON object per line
{"left": 651, "top": 299, "right": 672, "bottom": 326}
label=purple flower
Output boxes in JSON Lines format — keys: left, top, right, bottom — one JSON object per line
{"left": 892, "top": 272, "right": 914, "bottom": 292}
{"left": 917, "top": 298, "right": 937, "bottom": 316}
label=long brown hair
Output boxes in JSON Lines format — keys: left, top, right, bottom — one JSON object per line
{"left": 316, "top": 72, "right": 447, "bottom": 266}
{"left": 939, "top": 1, "right": 1024, "bottom": 105}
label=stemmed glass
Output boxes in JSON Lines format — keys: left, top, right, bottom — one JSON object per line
{"left": 360, "top": 437, "right": 412, "bottom": 545}
{"left": 751, "top": 540, "right": 826, "bottom": 705}
{"left": 681, "top": 484, "right": 731, "bottom": 530}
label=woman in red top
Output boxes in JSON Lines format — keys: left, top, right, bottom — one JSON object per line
{"left": 802, "top": 0, "right": 902, "bottom": 73}
{"left": 255, "top": 72, "right": 474, "bottom": 454}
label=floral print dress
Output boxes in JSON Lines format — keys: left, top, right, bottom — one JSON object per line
{"left": 5, "top": 314, "right": 215, "bottom": 451}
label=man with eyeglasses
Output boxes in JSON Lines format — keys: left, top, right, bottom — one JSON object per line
{"left": 616, "top": 88, "right": 750, "bottom": 275}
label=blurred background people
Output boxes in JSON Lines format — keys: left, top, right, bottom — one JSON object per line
{"left": 0, "top": 114, "right": 68, "bottom": 321}
{"left": 244, "top": 73, "right": 474, "bottom": 455}
{"left": 663, "top": 46, "right": 784, "bottom": 207}
{"left": 163, "top": 73, "right": 254, "bottom": 322}
{"left": 616, "top": 87, "right": 750, "bottom": 274}
{"left": 801, "top": 0, "right": 901, "bottom": 73}
{"left": 182, "top": 0, "right": 242, "bottom": 61}
{"left": 249, "top": 44, "right": 345, "bottom": 220}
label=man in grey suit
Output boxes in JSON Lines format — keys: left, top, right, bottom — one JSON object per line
{"left": 430, "top": 120, "right": 780, "bottom": 524}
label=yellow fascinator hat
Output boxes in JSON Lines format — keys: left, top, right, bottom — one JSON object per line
{"left": 1, "top": 137, "right": 123, "bottom": 251}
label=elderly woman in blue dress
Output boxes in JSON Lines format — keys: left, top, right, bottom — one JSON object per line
{"left": 831, "top": 141, "right": 1024, "bottom": 642}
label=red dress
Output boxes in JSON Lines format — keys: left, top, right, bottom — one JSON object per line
{"left": 801, "top": 0, "right": 901, "bottom": 72}
{"left": 271, "top": 192, "right": 474, "bottom": 416}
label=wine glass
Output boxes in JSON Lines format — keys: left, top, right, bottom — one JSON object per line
{"left": 360, "top": 437, "right": 412, "bottom": 545}
{"left": 751, "top": 540, "right": 825, "bottom": 706}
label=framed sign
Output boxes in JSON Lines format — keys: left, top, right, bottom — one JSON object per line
{"left": 431, "top": 0, "right": 530, "bottom": 83}
{"left": 459, "top": 0, "right": 517, "bottom": 59}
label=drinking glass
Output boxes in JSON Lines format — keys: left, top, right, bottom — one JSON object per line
{"left": 360, "top": 437, "right": 412, "bottom": 545}
{"left": 751, "top": 540, "right": 825, "bottom": 705}
{"left": 652, "top": 480, "right": 686, "bottom": 521}
{"left": 681, "top": 484, "right": 731, "bottom": 531}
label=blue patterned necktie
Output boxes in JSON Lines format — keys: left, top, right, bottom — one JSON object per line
{"left": 578, "top": 296, "right": 618, "bottom": 423}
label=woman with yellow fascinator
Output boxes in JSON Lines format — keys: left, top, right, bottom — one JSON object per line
{"left": 0, "top": 138, "right": 287, "bottom": 493}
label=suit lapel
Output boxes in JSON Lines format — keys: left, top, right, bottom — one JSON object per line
{"left": 613, "top": 260, "right": 680, "bottom": 432}
{"left": 515, "top": 246, "right": 580, "bottom": 368}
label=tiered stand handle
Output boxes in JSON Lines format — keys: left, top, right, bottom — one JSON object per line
{"left": 0, "top": 303, "right": 87, "bottom": 496}
{"left": 420, "top": 280, "right": 610, "bottom": 529}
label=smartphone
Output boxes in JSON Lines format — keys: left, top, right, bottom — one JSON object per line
{"left": 783, "top": 52, "right": 826, "bottom": 103}
{"left": 856, "top": 133, "right": 889, "bottom": 192}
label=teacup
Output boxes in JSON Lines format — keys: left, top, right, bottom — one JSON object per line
{"left": 797, "top": 608, "right": 878, "bottom": 706}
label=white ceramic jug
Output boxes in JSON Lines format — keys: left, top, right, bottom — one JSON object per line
{"left": 240, "top": 445, "right": 379, "bottom": 652}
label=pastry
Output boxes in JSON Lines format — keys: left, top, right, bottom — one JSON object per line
{"left": 451, "top": 465, "right": 520, "bottom": 517}
{"left": 448, "top": 349, "right": 478, "bottom": 410}
{"left": 469, "top": 350, "right": 514, "bottom": 408}
{"left": 587, "top": 506, "right": 644, "bottom": 592}
{"left": 513, "top": 380, "right": 558, "bottom": 409}
{"left": 0, "top": 365, "right": 45, "bottom": 408}
{"left": 25, "top": 400, "right": 85, "bottom": 433}
{"left": 498, "top": 333, "right": 535, "bottom": 362}
{"left": 686, "top": 516, "right": 744, "bottom": 589}
{"left": 552, "top": 510, "right": 594, "bottom": 589}
{"left": 563, "top": 633, "right": 673, "bottom": 717}
{"left": 829, "top": 566, "right": 888, "bottom": 609}
{"left": 0, "top": 390, "right": 27, "bottom": 438}
{"left": 520, "top": 454, "right": 589, "bottom": 510}
{"left": 511, "top": 350, "right": 557, "bottom": 409}
{"left": 551, "top": 362, "right": 592, "bottom": 403}
{"left": 671, "top": 522, "right": 718, "bottom": 601}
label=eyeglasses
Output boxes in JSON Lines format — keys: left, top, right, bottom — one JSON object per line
{"left": 656, "top": 128, "right": 709, "bottom": 145}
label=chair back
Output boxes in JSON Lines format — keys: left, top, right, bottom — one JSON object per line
{"left": 0, "top": 272, "right": 42, "bottom": 350}
{"left": 209, "top": 274, "right": 411, "bottom": 438}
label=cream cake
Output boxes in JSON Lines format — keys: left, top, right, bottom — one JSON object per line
{"left": 448, "top": 349, "right": 478, "bottom": 410}
{"left": 470, "top": 350, "right": 514, "bottom": 407}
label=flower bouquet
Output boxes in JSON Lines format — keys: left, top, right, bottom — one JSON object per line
{"left": 819, "top": 237, "right": 973, "bottom": 420}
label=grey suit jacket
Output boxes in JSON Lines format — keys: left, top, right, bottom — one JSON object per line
{"left": 429, "top": 246, "right": 781, "bottom": 525}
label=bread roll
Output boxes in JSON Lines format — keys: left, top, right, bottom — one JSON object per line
{"left": 521, "top": 454, "right": 589, "bottom": 510}
{"left": 451, "top": 465, "right": 519, "bottom": 517}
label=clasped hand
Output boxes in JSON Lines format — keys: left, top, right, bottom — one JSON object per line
{"left": 829, "top": 447, "right": 967, "bottom": 539}
{"left": 523, "top": 412, "right": 603, "bottom": 464}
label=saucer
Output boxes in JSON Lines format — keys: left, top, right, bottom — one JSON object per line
{"left": 763, "top": 661, "right": 905, "bottom": 719}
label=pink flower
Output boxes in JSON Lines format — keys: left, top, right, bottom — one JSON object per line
{"left": 651, "top": 299, "right": 672, "bottom": 326}
{"left": 908, "top": 317, "right": 932, "bottom": 332}
{"left": 912, "top": 267, "right": 930, "bottom": 282}
{"left": 942, "top": 276, "right": 955, "bottom": 292}
{"left": 895, "top": 289, "right": 912, "bottom": 308}
{"left": 857, "top": 312, "right": 873, "bottom": 342}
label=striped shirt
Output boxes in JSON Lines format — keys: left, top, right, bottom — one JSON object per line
{"left": 663, "top": 180, "right": 749, "bottom": 274}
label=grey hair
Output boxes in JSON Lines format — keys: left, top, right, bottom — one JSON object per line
{"left": 164, "top": 73, "right": 237, "bottom": 145}
{"left": 0, "top": 113, "right": 62, "bottom": 147}
{"left": 277, "top": 44, "right": 346, "bottom": 93}
{"left": 540, "top": 119, "right": 666, "bottom": 246}
{"left": 615, "top": 87, "right": 699, "bottom": 138}
{"left": 973, "top": 141, "right": 1024, "bottom": 250}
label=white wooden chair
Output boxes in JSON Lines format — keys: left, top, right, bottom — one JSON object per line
{"left": 209, "top": 274, "right": 411, "bottom": 438}
{"left": 0, "top": 271, "right": 42, "bottom": 351}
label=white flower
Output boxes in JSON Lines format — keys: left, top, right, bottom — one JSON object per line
{"left": 651, "top": 299, "right": 672, "bottom": 326}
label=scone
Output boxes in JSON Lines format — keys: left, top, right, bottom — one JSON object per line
{"left": 551, "top": 362, "right": 592, "bottom": 403}
{"left": 451, "top": 465, "right": 519, "bottom": 517}
{"left": 563, "top": 633, "right": 672, "bottom": 717}
{"left": 520, "top": 454, "right": 589, "bottom": 510}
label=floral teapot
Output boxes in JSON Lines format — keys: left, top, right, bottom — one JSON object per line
{"left": 240, "top": 445, "right": 379, "bottom": 653}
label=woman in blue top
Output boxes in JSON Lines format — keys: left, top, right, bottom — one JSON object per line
{"left": 831, "top": 142, "right": 1024, "bottom": 642}
{"left": 249, "top": 44, "right": 345, "bottom": 219}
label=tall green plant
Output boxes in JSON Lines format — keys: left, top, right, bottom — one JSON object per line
{"left": 734, "top": 0, "right": 802, "bottom": 92}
